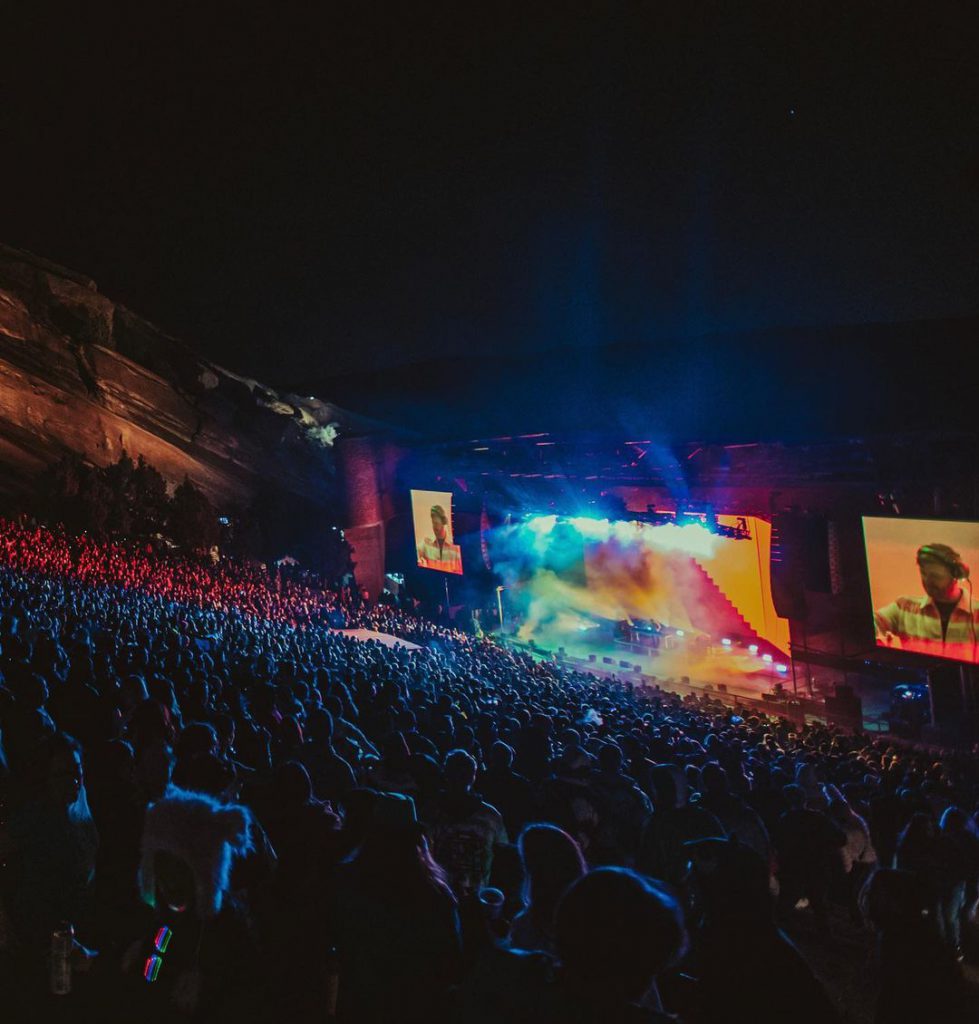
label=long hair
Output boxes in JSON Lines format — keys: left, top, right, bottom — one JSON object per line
{"left": 350, "top": 826, "right": 454, "bottom": 902}
{"left": 518, "top": 823, "right": 586, "bottom": 921}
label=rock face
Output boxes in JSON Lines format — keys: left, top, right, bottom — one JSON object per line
{"left": 0, "top": 243, "right": 352, "bottom": 511}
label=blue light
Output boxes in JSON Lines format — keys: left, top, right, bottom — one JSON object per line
{"left": 748, "top": 644, "right": 759, "bottom": 654}
{"left": 776, "top": 663, "right": 788, "bottom": 673}
{"left": 762, "top": 653, "right": 773, "bottom": 663}
{"left": 721, "top": 638, "right": 732, "bottom": 646}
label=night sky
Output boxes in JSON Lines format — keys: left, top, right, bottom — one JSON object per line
{"left": 3, "top": 4, "right": 978, "bottom": 397}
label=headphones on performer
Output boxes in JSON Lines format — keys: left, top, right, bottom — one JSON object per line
{"left": 916, "top": 544, "right": 970, "bottom": 581}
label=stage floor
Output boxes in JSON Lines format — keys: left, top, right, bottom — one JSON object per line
{"left": 494, "top": 626, "right": 892, "bottom": 727}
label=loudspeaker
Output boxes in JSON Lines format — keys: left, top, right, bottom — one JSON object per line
{"left": 803, "top": 515, "right": 832, "bottom": 592}
{"left": 771, "top": 578, "right": 806, "bottom": 620}
{"left": 771, "top": 511, "right": 807, "bottom": 619}
{"left": 770, "top": 511, "right": 833, "bottom": 618}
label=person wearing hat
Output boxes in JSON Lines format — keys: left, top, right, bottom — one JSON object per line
{"left": 875, "top": 543, "right": 979, "bottom": 661}
{"left": 127, "top": 785, "right": 264, "bottom": 1020}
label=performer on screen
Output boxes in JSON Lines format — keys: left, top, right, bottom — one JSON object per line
{"left": 417, "top": 504, "right": 463, "bottom": 574}
{"left": 874, "top": 543, "right": 979, "bottom": 660}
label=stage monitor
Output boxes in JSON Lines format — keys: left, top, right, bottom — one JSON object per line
{"left": 411, "top": 489, "right": 463, "bottom": 575}
{"left": 862, "top": 516, "right": 979, "bottom": 664}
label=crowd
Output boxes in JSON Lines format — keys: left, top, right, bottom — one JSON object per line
{"left": 0, "top": 516, "right": 978, "bottom": 1022}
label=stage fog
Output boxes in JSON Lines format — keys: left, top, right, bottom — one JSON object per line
{"left": 488, "top": 515, "right": 791, "bottom": 694}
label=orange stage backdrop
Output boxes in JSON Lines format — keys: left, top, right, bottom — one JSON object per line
{"left": 705, "top": 515, "right": 790, "bottom": 656}
{"left": 577, "top": 515, "right": 790, "bottom": 656}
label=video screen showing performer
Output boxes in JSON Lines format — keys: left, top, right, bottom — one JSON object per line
{"left": 411, "top": 489, "right": 463, "bottom": 575}
{"left": 863, "top": 517, "right": 979, "bottom": 663}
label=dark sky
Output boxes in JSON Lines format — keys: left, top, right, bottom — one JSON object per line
{"left": 3, "top": 3, "right": 978, "bottom": 386}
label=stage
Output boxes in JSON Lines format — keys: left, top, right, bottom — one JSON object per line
{"left": 485, "top": 512, "right": 895, "bottom": 730}
{"left": 492, "top": 624, "right": 892, "bottom": 730}
{"left": 502, "top": 624, "right": 792, "bottom": 695}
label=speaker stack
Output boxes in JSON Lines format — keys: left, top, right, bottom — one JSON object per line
{"left": 770, "top": 510, "right": 833, "bottom": 620}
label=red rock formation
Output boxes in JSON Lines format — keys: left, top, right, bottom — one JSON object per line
{"left": 0, "top": 243, "right": 365, "bottom": 513}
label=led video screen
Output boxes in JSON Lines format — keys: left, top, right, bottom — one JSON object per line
{"left": 411, "top": 489, "right": 463, "bottom": 575}
{"left": 863, "top": 516, "right": 979, "bottom": 664}
{"left": 491, "top": 514, "right": 790, "bottom": 658}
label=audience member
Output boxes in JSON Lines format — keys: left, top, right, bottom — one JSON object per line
{"left": 1, "top": 516, "right": 978, "bottom": 1023}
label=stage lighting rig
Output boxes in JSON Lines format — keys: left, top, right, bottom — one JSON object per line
{"left": 639, "top": 506, "right": 752, "bottom": 539}
{"left": 716, "top": 519, "right": 753, "bottom": 540}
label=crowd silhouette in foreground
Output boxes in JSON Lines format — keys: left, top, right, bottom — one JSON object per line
{"left": 1, "top": 517, "right": 978, "bottom": 1022}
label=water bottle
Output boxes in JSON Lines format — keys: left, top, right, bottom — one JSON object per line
{"left": 50, "top": 920, "right": 74, "bottom": 996}
{"left": 324, "top": 944, "right": 339, "bottom": 1019}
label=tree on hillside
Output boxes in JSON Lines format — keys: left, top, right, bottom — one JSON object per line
{"left": 130, "top": 455, "right": 169, "bottom": 537}
{"left": 77, "top": 466, "right": 113, "bottom": 538}
{"left": 168, "top": 476, "right": 219, "bottom": 551}
{"left": 102, "top": 453, "right": 135, "bottom": 536}
{"left": 36, "top": 452, "right": 85, "bottom": 529}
